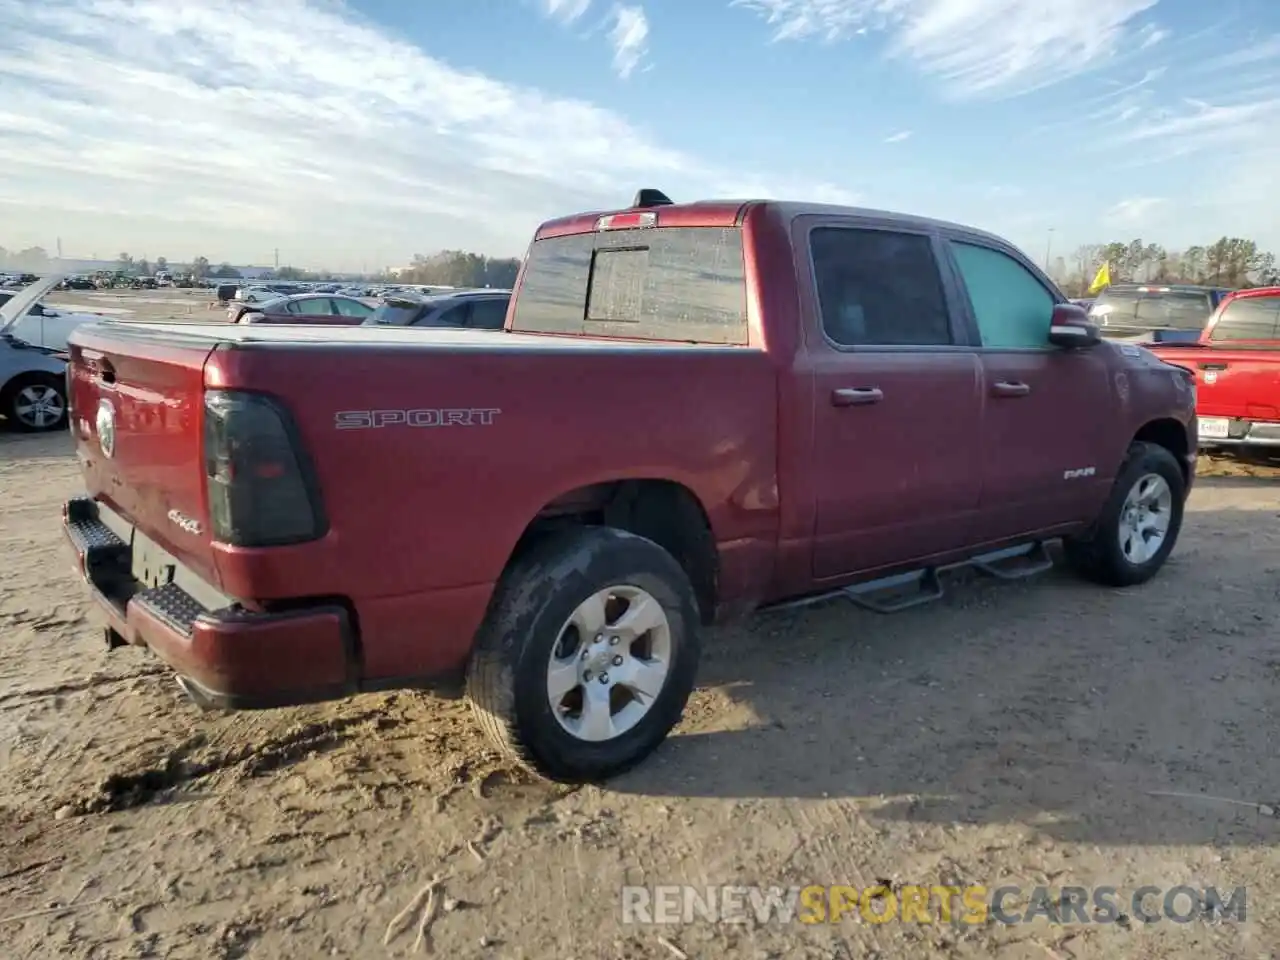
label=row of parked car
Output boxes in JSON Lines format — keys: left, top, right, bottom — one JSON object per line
{"left": 0, "top": 278, "right": 517, "bottom": 432}
{"left": 226, "top": 287, "right": 513, "bottom": 330}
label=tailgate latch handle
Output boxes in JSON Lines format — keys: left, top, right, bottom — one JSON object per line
{"left": 1198, "top": 363, "right": 1228, "bottom": 371}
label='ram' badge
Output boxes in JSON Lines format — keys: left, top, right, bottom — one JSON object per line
{"left": 96, "top": 400, "right": 116, "bottom": 459}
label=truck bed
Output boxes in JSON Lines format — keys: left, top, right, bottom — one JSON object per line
{"left": 87, "top": 320, "right": 761, "bottom": 353}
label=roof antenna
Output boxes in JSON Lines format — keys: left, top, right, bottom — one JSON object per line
{"left": 632, "top": 188, "right": 673, "bottom": 208}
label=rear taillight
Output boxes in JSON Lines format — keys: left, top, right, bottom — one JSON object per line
{"left": 203, "top": 390, "right": 325, "bottom": 546}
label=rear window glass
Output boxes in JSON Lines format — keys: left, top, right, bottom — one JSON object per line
{"left": 1092, "top": 289, "right": 1214, "bottom": 331}
{"left": 510, "top": 227, "right": 747, "bottom": 344}
{"left": 1209, "top": 296, "right": 1280, "bottom": 342}
{"left": 370, "top": 301, "right": 424, "bottom": 326}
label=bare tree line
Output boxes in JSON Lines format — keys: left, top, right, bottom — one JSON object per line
{"left": 1064, "top": 236, "right": 1277, "bottom": 295}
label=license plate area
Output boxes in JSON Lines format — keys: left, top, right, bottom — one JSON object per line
{"left": 131, "top": 530, "right": 176, "bottom": 589}
{"left": 1198, "top": 417, "right": 1230, "bottom": 439}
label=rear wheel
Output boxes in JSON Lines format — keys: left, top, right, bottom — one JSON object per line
{"left": 467, "top": 526, "right": 701, "bottom": 783}
{"left": 1064, "top": 441, "right": 1185, "bottom": 586}
{"left": 2, "top": 374, "right": 68, "bottom": 433}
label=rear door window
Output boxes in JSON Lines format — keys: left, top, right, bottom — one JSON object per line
{"left": 467, "top": 297, "right": 509, "bottom": 329}
{"left": 950, "top": 241, "right": 1055, "bottom": 349}
{"left": 294, "top": 297, "right": 335, "bottom": 316}
{"left": 809, "top": 226, "right": 953, "bottom": 346}
{"left": 333, "top": 298, "right": 372, "bottom": 318}
{"left": 510, "top": 226, "right": 747, "bottom": 344}
{"left": 1209, "top": 297, "right": 1280, "bottom": 341}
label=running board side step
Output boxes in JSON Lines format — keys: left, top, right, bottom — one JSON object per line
{"left": 970, "top": 540, "right": 1054, "bottom": 580}
{"left": 767, "top": 540, "right": 1057, "bottom": 616}
{"left": 845, "top": 568, "right": 943, "bottom": 614}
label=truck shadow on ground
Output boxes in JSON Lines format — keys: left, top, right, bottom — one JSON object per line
{"left": 610, "top": 504, "right": 1280, "bottom": 849}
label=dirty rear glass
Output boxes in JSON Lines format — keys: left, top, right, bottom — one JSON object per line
{"left": 509, "top": 227, "right": 748, "bottom": 344}
{"left": 1092, "top": 289, "right": 1215, "bottom": 331}
{"left": 1209, "top": 296, "right": 1280, "bottom": 342}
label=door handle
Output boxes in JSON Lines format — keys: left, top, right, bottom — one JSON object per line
{"left": 991, "top": 380, "right": 1031, "bottom": 398}
{"left": 831, "top": 387, "right": 884, "bottom": 407}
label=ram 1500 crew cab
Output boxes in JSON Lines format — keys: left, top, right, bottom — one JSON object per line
{"left": 62, "top": 191, "right": 1197, "bottom": 781}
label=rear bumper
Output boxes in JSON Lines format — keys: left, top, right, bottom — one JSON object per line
{"left": 62, "top": 497, "right": 358, "bottom": 709}
{"left": 1198, "top": 419, "right": 1280, "bottom": 448}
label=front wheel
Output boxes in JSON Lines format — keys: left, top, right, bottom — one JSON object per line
{"left": 467, "top": 526, "right": 701, "bottom": 783}
{"left": 2, "top": 375, "right": 68, "bottom": 433}
{"left": 1063, "top": 441, "right": 1186, "bottom": 587}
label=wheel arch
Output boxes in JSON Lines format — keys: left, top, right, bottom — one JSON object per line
{"left": 1131, "top": 418, "right": 1191, "bottom": 486}
{"left": 504, "top": 478, "right": 720, "bottom": 626}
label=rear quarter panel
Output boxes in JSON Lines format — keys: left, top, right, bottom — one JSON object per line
{"left": 207, "top": 343, "right": 780, "bottom": 604}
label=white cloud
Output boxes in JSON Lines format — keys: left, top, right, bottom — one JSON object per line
{"left": 1195, "top": 33, "right": 1280, "bottom": 73}
{"left": 608, "top": 5, "right": 650, "bottom": 79}
{"left": 1112, "top": 97, "right": 1280, "bottom": 160}
{"left": 542, "top": 0, "right": 593, "bottom": 22}
{"left": 1084, "top": 81, "right": 1280, "bottom": 251}
{"left": 731, "top": 0, "right": 1161, "bottom": 98}
{"left": 0, "top": 0, "right": 850, "bottom": 268}
{"left": 1135, "top": 24, "right": 1168, "bottom": 49}
{"left": 1105, "top": 197, "right": 1165, "bottom": 224}
{"left": 884, "top": 130, "right": 912, "bottom": 143}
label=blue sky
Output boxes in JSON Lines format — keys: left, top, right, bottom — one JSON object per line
{"left": 1, "top": 0, "right": 1277, "bottom": 271}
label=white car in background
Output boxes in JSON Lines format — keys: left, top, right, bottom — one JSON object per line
{"left": 0, "top": 288, "right": 103, "bottom": 352}
{"left": 1, "top": 275, "right": 74, "bottom": 432}
{"left": 233, "top": 285, "right": 280, "bottom": 304}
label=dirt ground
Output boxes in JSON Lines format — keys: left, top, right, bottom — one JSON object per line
{"left": 43, "top": 287, "right": 234, "bottom": 324}
{"left": 2, "top": 293, "right": 1279, "bottom": 959}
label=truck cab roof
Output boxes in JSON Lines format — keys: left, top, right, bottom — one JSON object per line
{"left": 534, "top": 196, "right": 1017, "bottom": 251}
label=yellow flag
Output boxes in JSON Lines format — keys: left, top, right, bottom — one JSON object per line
{"left": 1087, "top": 261, "right": 1111, "bottom": 294}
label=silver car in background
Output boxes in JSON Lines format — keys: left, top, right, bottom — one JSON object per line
{"left": 0, "top": 275, "right": 71, "bottom": 432}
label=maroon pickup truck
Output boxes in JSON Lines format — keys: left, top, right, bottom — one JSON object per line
{"left": 1145, "top": 286, "right": 1280, "bottom": 451}
{"left": 61, "top": 191, "right": 1197, "bottom": 782}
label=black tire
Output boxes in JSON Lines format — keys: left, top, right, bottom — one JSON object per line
{"left": 1, "top": 374, "right": 68, "bottom": 433}
{"left": 1063, "top": 441, "right": 1186, "bottom": 587}
{"left": 467, "top": 526, "right": 701, "bottom": 783}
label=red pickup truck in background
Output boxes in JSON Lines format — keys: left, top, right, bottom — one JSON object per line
{"left": 1146, "top": 287, "right": 1280, "bottom": 451}
{"left": 61, "top": 191, "right": 1197, "bottom": 782}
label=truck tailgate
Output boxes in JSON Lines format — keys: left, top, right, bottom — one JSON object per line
{"left": 67, "top": 325, "right": 222, "bottom": 589}
{"left": 1152, "top": 346, "right": 1280, "bottom": 420}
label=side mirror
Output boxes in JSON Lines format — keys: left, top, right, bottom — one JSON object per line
{"left": 1048, "top": 302, "right": 1101, "bottom": 348}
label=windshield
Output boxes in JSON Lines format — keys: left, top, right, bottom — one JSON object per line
{"left": 1090, "top": 289, "right": 1215, "bottom": 332}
